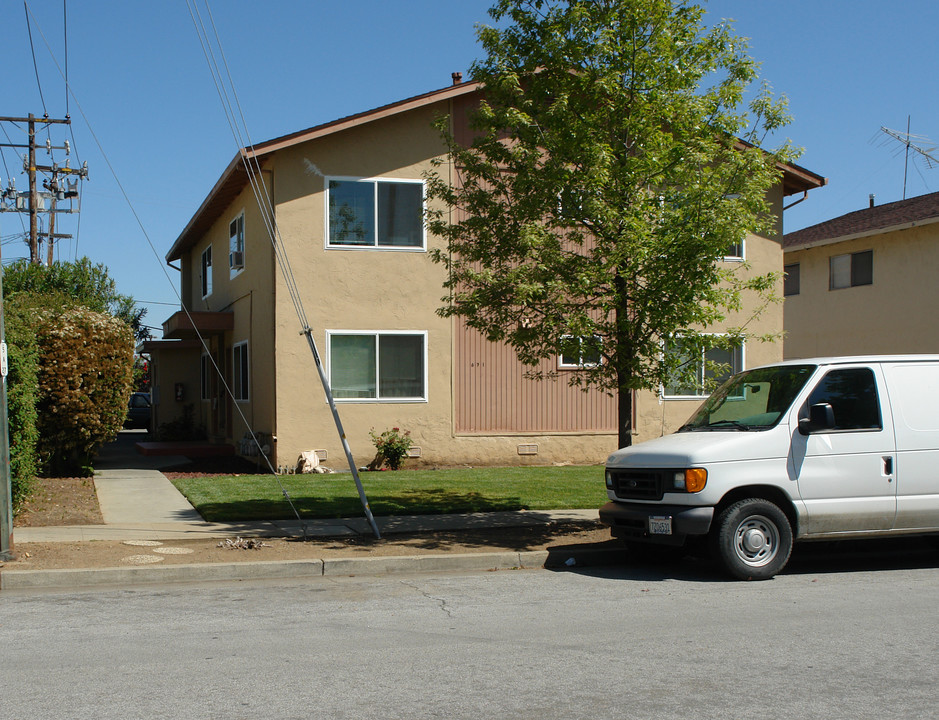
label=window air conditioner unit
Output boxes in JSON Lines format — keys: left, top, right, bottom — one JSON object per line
{"left": 230, "top": 250, "right": 244, "bottom": 269}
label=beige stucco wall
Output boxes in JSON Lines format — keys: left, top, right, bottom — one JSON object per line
{"left": 178, "top": 177, "right": 278, "bottom": 450}
{"left": 268, "top": 104, "right": 459, "bottom": 469}
{"left": 784, "top": 222, "right": 939, "bottom": 359}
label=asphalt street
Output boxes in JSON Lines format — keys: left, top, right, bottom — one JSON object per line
{"left": 2, "top": 551, "right": 937, "bottom": 719}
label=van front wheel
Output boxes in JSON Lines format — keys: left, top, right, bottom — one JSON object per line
{"left": 712, "top": 499, "right": 793, "bottom": 580}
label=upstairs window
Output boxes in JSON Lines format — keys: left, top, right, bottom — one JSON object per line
{"left": 201, "top": 245, "right": 213, "bottom": 298}
{"left": 830, "top": 250, "right": 872, "bottom": 289}
{"left": 229, "top": 212, "right": 245, "bottom": 273}
{"left": 783, "top": 263, "right": 800, "bottom": 296}
{"left": 327, "top": 178, "right": 424, "bottom": 249}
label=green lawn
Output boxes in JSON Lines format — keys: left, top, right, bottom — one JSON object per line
{"left": 170, "top": 465, "right": 607, "bottom": 522}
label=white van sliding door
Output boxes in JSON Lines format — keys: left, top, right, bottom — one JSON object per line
{"left": 882, "top": 362, "right": 939, "bottom": 531}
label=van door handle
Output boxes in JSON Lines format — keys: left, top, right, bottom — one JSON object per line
{"left": 883, "top": 456, "right": 894, "bottom": 478}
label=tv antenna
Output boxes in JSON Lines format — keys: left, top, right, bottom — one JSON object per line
{"left": 879, "top": 116, "right": 939, "bottom": 199}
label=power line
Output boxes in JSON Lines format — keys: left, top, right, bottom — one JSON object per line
{"left": 24, "top": 2, "right": 47, "bottom": 116}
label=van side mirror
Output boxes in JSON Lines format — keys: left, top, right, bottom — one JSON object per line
{"left": 798, "top": 403, "right": 835, "bottom": 435}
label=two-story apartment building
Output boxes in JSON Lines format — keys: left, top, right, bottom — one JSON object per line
{"left": 144, "top": 77, "right": 825, "bottom": 470}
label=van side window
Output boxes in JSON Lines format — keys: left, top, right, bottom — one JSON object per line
{"left": 805, "top": 368, "right": 882, "bottom": 431}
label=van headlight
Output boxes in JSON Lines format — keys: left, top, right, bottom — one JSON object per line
{"left": 673, "top": 468, "right": 707, "bottom": 493}
{"left": 605, "top": 470, "right": 614, "bottom": 489}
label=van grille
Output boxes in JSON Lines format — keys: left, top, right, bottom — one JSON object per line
{"left": 608, "top": 469, "right": 675, "bottom": 501}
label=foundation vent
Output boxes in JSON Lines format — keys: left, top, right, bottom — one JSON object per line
{"left": 407, "top": 446, "right": 423, "bottom": 458}
{"left": 517, "top": 444, "right": 539, "bottom": 456}
{"left": 314, "top": 449, "right": 328, "bottom": 461}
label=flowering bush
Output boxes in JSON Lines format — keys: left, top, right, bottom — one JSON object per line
{"left": 368, "top": 427, "right": 413, "bottom": 471}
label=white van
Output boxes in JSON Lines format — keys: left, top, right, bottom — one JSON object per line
{"left": 600, "top": 355, "right": 939, "bottom": 580}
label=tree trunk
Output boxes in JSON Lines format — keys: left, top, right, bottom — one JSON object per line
{"left": 617, "top": 377, "right": 633, "bottom": 449}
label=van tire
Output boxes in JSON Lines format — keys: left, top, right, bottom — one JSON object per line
{"left": 712, "top": 499, "right": 793, "bottom": 580}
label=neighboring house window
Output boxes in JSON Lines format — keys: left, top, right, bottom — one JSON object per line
{"left": 327, "top": 178, "right": 424, "bottom": 249}
{"left": 232, "top": 342, "right": 249, "bottom": 401}
{"left": 328, "top": 331, "right": 427, "bottom": 401}
{"left": 723, "top": 238, "right": 745, "bottom": 261}
{"left": 229, "top": 212, "right": 245, "bottom": 272}
{"left": 558, "top": 335, "right": 602, "bottom": 369}
{"left": 200, "top": 354, "right": 210, "bottom": 401}
{"left": 201, "top": 245, "right": 213, "bottom": 298}
{"left": 830, "top": 250, "right": 872, "bottom": 290}
{"left": 664, "top": 337, "right": 743, "bottom": 398}
{"left": 783, "top": 262, "right": 800, "bottom": 296}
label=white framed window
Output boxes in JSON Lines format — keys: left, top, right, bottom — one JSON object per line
{"left": 558, "top": 335, "right": 602, "bottom": 369}
{"left": 201, "top": 245, "right": 213, "bottom": 298}
{"left": 664, "top": 337, "right": 744, "bottom": 398}
{"left": 232, "top": 342, "right": 249, "bottom": 401}
{"left": 327, "top": 331, "right": 427, "bottom": 402}
{"left": 200, "top": 354, "right": 211, "bottom": 401}
{"left": 830, "top": 250, "right": 872, "bottom": 289}
{"left": 326, "top": 177, "right": 425, "bottom": 249}
{"left": 229, "top": 212, "right": 245, "bottom": 274}
{"left": 723, "top": 238, "right": 745, "bottom": 261}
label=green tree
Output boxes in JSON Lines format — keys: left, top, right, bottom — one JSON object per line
{"left": 426, "top": 0, "right": 797, "bottom": 447}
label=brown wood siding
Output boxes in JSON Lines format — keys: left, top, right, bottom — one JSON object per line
{"left": 455, "top": 320, "right": 617, "bottom": 434}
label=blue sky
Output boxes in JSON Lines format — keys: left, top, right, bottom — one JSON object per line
{"left": 2, "top": 1, "right": 938, "bottom": 339}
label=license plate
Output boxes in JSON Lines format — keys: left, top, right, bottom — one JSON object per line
{"left": 649, "top": 516, "right": 673, "bottom": 535}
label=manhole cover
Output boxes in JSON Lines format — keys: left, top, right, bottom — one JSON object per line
{"left": 122, "top": 540, "right": 163, "bottom": 547}
{"left": 120, "top": 555, "right": 165, "bottom": 565}
{"left": 152, "top": 547, "right": 194, "bottom": 555}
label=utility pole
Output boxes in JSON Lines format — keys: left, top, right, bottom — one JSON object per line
{"left": 0, "top": 114, "right": 85, "bottom": 557}
{"left": 0, "top": 114, "right": 85, "bottom": 265}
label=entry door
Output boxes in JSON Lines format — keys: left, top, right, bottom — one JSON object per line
{"left": 789, "top": 366, "right": 897, "bottom": 534}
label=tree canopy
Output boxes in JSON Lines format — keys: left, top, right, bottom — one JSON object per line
{"left": 426, "top": 0, "right": 798, "bottom": 446}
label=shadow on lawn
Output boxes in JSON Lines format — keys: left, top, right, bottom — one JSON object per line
{"left": 193, "top": 488, "right": 528, "bottom": 523}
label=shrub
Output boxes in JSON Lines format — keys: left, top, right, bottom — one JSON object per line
{"left": 33, "top": 306, "right": 135, "bottom": 476}
{"left": 3, "top": 298, "right": 40, "bottom": 513}
{"left": 368, "top": 427, "right": 414, "bottom": 471}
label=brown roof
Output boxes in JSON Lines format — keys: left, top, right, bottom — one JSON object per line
{"left": 167, "top": 81, "right": 827, "bottom": 262}
{"left": 784, "top": 190, "right": 939, "bottom": 250}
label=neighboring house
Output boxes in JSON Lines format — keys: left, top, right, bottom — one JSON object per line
{"left": 144, "top": 77, "right": 825, "bottom": 470}
{"left": 783, "top": 191, "right": 939, "bottom": 359}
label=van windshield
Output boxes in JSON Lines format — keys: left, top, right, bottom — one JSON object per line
{"left": 679, "top": 364, "right": 816, "bottom": 431}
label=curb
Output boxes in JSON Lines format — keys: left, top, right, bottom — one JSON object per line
{"left": 0, "top": 547, "right": 624, "bottom": 592}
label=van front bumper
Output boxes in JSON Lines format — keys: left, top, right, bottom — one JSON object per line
{"left": 599, "top": 501, "right": 714, "bottom": 545}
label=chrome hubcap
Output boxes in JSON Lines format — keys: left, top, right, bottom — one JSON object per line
{"left": 734, "top": 515, "right": 778, "bottom": 567}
